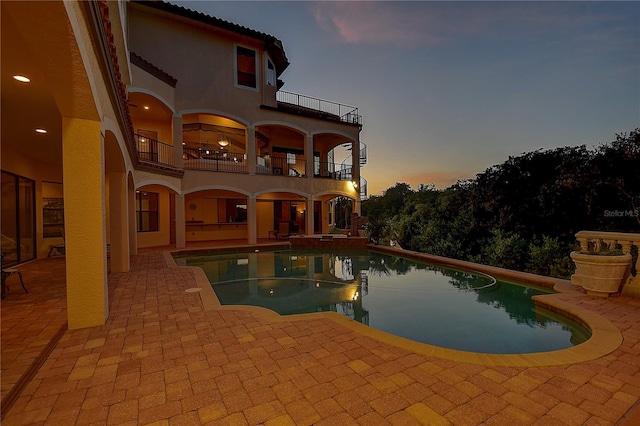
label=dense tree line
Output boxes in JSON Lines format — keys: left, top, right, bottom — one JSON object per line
{"left": 362, "top": 129, "right": 640, "bottom": 278}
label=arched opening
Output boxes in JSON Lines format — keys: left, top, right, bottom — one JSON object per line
{"left": 184, "top": 189, "right": 250, "bottom": 242}
{"left": 182, "top": 113, "right": 248, "bottom": 173}
{"left": 254, "top": 125, "right": 307, "bottom": 177}
{"left": 129, "top": 91, "right": 176, "bottom": 166}
{"left": 135, "top": 183, "right": 180, "bottom": 248}
{"left": 257, "top": 191, "right": 309, "bottom": 238}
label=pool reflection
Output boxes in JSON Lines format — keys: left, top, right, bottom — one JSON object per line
{"left": 177, "top": 249, "right": 591, "bottom": 354}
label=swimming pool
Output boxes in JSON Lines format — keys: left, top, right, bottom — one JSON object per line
{"left": 174, "top": 248, "right": 591, "bottom": 354}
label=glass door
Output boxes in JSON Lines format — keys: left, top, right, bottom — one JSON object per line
{"left": 1, "top": 171, "right": 36, "bottom": 265}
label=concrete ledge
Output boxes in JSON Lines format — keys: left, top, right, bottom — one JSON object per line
{"left": 290, "top": 235, "right": 367, "bottom": 249}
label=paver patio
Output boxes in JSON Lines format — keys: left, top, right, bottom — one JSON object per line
{"left": 2, "top": 244, "right": 640, "bottom": 425}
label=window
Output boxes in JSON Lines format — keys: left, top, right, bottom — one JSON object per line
{"left": 1, "top": 171, "right": 36, "bottom": 265}
{"left": 219, "top": 198, "right": 248, "bottom": 223}
{"left": 42, "top": 182, "right": 64, "bottom": 238}
{"left": 136, "top": 191, "right": 159, "bottom": 232}
{"left": 266, "top": 58, "right": 276, "bottom": 86}
{"left": 236, "top": 46, "right": 257, "bottom": 89}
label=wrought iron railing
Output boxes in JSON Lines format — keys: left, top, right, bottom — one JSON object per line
{"left": 135, "top": 134, "right": 175, "bottom": 166}
{"left": 340, "top": 142, "right": 368, "bottom": 169}
{"left": 315, "top": 161, "right": 348, "bottom": 180}
{"left": 359, "top": 177, "right": 368, "bottom": 199}
{"left": 183, "top": 147, "right": 248, "bottom": 173}
{"left": 276, "top": 91, "right": 362, "bottom": 125}
{"left": 256, "top": 156, "right": 307, "bottom": 176}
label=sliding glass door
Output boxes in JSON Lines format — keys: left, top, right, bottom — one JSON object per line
{"left": 1, "top": 171, "right": 36, "bottom": 265}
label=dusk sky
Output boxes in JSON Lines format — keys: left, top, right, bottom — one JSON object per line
{"left": 173, "top": 1, "right": 639, "bottom": 196}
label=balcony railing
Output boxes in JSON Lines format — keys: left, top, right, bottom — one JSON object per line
{"left": 183, "top": 147, "right": 248, "bottom": 173}
{"left": 276, "top": 91, "right": 362, "bottom": 125}
{"left": 256, "top": 156, "right": 307, "bottom": 176}
{"left": 135, "top": 134, "right": 175, "bottom": 166}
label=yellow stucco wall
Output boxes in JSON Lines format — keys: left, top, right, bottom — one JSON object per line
{"left": 136, "top": 186, "right": 172, "bottom": 248}
{"left": 62, "top": 117, "right": 108, "bottom": 329}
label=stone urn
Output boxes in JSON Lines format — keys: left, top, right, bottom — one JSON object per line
{"left": 570, "top": 251, "right": 632, "bottom": 296}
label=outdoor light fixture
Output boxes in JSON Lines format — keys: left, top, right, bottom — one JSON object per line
{"left": 13, "top": 75, "right": 30, "bottom": 83}
{"left": 352, "top": 180, "right": 358, "bottom": 188}
{"left": 218, "top": 135, "right": 229, "bottom": 147}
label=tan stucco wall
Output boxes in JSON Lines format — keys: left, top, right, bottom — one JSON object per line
{"left": 130, "top": 64, "right": 176, "bottom": 107}
{"left": 256, "top": 201, "right": 275, "bottom": 238}
{"left": 182, "top": 170, "right": 356, "bottom": 200}
{"left": 128, "top": 5, "right": 361, "bottom": 144}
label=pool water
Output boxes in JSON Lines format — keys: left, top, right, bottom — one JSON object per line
{"left": 174, "top": 249, "right": 591, "bottom": 354}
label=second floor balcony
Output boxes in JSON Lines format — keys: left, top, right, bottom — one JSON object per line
{"left": 135, "top": 132, "right": 368, "bottom": 199}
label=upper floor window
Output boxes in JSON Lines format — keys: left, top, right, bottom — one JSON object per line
{"left": 266, "top": 58, "right": 276, "bottom": 86}
{"left": 236, "top": 46, "right": 257, "bottom": 89}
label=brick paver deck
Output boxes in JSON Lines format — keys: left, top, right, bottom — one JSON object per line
{"left": 2, "top": 245, "right": 640, "bottom": 425}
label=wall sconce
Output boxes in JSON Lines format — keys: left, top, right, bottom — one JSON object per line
{"left": 218, "top": 135, "right": 229, "bottom": 147}
{"left": 352, "top": 181, "right": 358, "bottom": 189}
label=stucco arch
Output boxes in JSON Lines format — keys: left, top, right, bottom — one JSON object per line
{"left": 102, "top": 118, "right": 131, "bottom": 172}
{"left": 180, "top": 108, "right": 250, "bottom": 127}
{"left": 183, "top": 185, "right": 252, "bottom": 197}
{"left": 136, "top": 179, "right": 181, "bottom": 194}
{"left": 253, "top": 120, "right": 310, "bottom": 136}
{"left": 312, "top": 189, "right": 355, "bottom": 199}
{"left": 310, "top": 129, "right": 356, "bottom": 142}
{"left": 127, "top": 87, "right": 176, "bottom": 114}
{"left": 255, "top": 188, "right": 310, "bottom": 198}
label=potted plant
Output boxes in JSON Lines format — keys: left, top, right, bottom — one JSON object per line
{"left": 570, "top": 243, "right": 632, "bottom": 296}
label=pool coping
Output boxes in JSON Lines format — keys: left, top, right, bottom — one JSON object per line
{"left": 163, "top": 244, "right": 623, "bottom": 367}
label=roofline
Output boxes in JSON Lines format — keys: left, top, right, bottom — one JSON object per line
{"left": 131, "top": 0, "right": 290, "bottom": 76}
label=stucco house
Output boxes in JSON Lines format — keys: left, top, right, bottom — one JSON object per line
{"left": 1, "top": 0, "right": 365, "bottom": 329}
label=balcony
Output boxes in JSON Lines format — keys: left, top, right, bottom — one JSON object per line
{"left": 135, "top": 134, "right": 175, "bottom": 166}
{"left": 270, "top": 91, "right": 362, "bottom": 126}
{"left": 183, "top": 147, "right": 248, "bottom": 173}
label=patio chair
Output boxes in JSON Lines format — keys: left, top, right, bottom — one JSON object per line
{"left": 1, "top": 253, "right": 28, "bottom": 299}
{"left": 47, "top": 227, "right": 65, "bottom": 257}
{"left": 275, "top": 222, "right": 290, "bottom": 240}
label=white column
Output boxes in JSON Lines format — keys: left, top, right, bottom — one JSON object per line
{"left": 173, "top": 114, "right": 183, "bottom": 168}
{"left": 128, "top": 175, "right": 137, "bottom": 255}
{"left": 175, "top": 194, "right": 186, "bottom": 249}
{"left": 248, "top": 195, "right": 257, "bottom": 244}
{"left": 306, "top": 197, "right": 314, "bottom": 235}
{"left": 247, "top": 125, "right": 256, "bottom": 175}
{"left": 305, "top": 133, "right": 313, "bottom": 179}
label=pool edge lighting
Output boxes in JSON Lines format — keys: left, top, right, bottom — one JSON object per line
{"left": 13, "top": 75, "right": 30, "bottom": 83}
